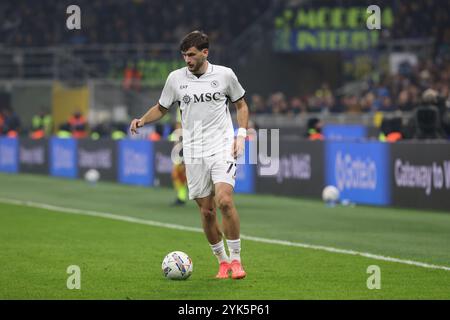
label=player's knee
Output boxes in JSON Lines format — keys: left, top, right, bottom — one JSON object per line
{"left": 217, "top": 196, "right": 233, "bottom": 213}
{"left": 200, "top": 207, "right": 216, "bottom": 220}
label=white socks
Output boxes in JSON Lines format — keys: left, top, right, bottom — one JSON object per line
{"left": 226, "top": 239, "right": 241, "bottom": 262}
{"left": 210, "top": 239, "right": 242, "bottom": 263}
{"left": 210, "top": 240, "right": 229, "bottom": 263}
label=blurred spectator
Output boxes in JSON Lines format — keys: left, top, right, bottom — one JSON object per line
{"left": 111, "top": 123, "right": 127, "bottom": 140}
{"left": 31, "top": 109, "right": 52, "bottom": 136}
{"left": 372, "top": 82, "right": 391, "bottom": 111}
{"left": 250, "top": 94, "right": 267, "bottom": 114}
{"left": 0, "top": 109, "right": 4, "bottom": 134}
{"left": 397, "top": 89, "right": 412, "bottom": 111}
{"left": 268, "top": 92, "right": 288, "bottom": 115}
{"left": 313, "top": 83, "right": 334, "bottom": 112}
{"left": 288, "top": 96, "right": 306, "bottom": 116}
{"left": 148, "top": 123, "right": 163, "bottom": 141}
{"left": 68, "top": 111, "right": 88, "bottom": 139}
{"left": 2, "top": 107, "right": 21, "bottom": 137}
{"left": 30, "top": 126, "right": 45, "bottom": 139}
{"left": 306, "top": 117, "right": 324, "bottom": 141}
{"left": 57, "top": 122, "right": 72, "bottom": 138}
{"left": 122, "top": 61, "right": 142, "bottom": 91}
{"left": 342, "top": 95, "right": 361, "bottom": 114}
{"left": 379, "top": 96, "right": 395, "bottom": 112}
{"left": 360, "top": 92, "right": 376, "bottom": 112}
{"left": 379, "top": 118, "right": 403, "bottom": 142}
{"left": 90, "top": 123, "right": 109, "bottom": 140}
{"left": 306, "top": 95, "right": 321, "bottom": 113}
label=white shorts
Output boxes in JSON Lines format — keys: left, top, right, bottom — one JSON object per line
{"left": 185, "top": 154, "right": 237, "bottom": 200}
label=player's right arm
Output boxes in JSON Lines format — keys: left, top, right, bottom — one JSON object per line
{"left": 130, "top": 71, "right": 176, "bottom": 135}
{"left": 129, "top": 103, "right": 168, "bottom": 135}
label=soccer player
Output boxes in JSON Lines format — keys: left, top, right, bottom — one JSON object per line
{"left": 130, "top": 31, "right": 249, "bottom": 279}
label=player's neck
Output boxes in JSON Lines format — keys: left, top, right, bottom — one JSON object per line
{"left": 193, "top": 61, "right": 209, "bottom": 77}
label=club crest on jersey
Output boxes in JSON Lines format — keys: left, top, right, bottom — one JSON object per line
{"left": 182, "top": 94, "right": 191, "bottom": 104}
{"left": 211, "top": 80, "right": 219, "bottom": 88}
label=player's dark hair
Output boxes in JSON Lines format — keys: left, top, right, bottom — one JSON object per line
{"left": 180, "top": 31, "right": 209, "bottom": 52}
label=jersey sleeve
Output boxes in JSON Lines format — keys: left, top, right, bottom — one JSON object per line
{"left": 226, "top": 69, "right": 246, "bottom": 103}
{"left": 158, "top": 72, "right": 177, "bottom": 109}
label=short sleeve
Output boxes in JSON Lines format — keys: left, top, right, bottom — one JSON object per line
{"left": 158, "top": 72, "right": 177, "bottom": 109}
{"left": 227, "top": 69, "right": 245, "bottom": 103}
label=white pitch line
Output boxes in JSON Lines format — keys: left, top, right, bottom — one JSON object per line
{"left": 1, "top": 197, "right": 450, "bottom": 272}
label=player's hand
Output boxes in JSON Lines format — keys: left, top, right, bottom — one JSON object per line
{"left": 130, "top": 118, "right": 143, "bottom": 135}
{"left": 232, "top": 136, "right": 245, "bottom": 158}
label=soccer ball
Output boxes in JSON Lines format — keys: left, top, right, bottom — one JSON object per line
{"left": 162, "top": 251, "right": 193, "bottom": 280}
{"left": 84, "top": 169, "right": 100, "bottom": 184}
{"left": 322, "top": 185, "right": 340, "bottom": 203}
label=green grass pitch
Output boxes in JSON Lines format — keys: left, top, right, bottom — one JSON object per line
{"left": 0, "top": 173, "right": 449, "bottom": 299}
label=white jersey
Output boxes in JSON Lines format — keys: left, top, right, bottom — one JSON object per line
{"left": 158, "top": 61, "right": 245, "bottom": 159}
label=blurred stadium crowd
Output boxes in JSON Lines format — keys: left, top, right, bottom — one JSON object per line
{"left": 1, "top": 0, "right": 448, "bottom": 46}
{"left": 250, "top": 59, "right": 450, "bottom": 115}
{"left": 0, "top": 0, "right": 271, "bottom": 46}
{"left": 0, "top": 0, "right": 449, "bottom": 140}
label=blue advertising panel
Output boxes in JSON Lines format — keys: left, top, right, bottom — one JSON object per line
{"left": 325, "top": 141, "right": 390, "bottom": 206}
{"left": 323, "top": 124, "right": 367, "bottom": 141}
{"left": 0, "top": 137, "right": 18, "bottom": 173}
{"left": 50, "top": 138, "right": 78, "bottom": 178}
{"left": 118, "top": 139, "right": 154, "bottom": 186}
{"left": 234, "top": 140, "right": 255, "bottom": 194}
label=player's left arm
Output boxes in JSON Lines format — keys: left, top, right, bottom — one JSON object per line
{"left": 232, "top": 97, "right": 249, "bottom": 158}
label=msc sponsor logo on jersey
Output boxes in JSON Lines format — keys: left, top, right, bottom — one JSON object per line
{"left": 183, "top": 92, "right": 222, "bottom": 104}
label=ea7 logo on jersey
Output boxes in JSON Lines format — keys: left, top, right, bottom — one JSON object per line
{"left": 180, "top": 85, "right": 188, "bottom": 89}
{"left": 193, "top": 92, "right": 221, "bottom": 103}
